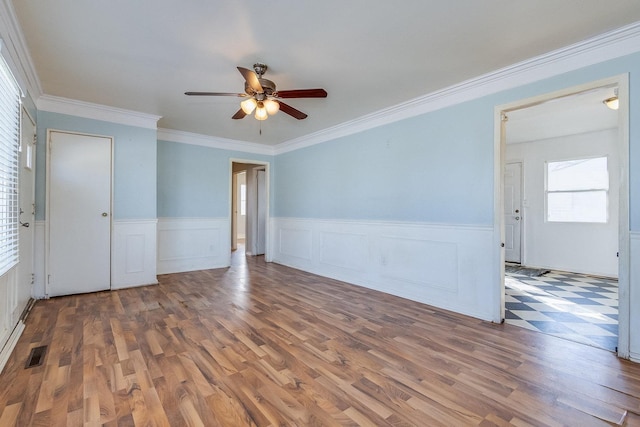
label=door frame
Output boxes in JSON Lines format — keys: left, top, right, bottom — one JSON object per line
{"left": 17, "top": 106, "right": 36, "bottom": 301}
{"left": 229, "top": 159, "right": 270, "bottom": 261}
{"left": 45, "top": 129, "right": 115, "bottom": 297}
{"left": 493, "top": 74, "right": 630, "bottom": 358}
{"left": 231, "top": 171, "right": 238, "bottom": 251}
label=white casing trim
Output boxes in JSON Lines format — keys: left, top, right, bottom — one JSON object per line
{"left": 33, "top": 220, "right": 45, "bottom": 299}
{"left": 0, "top": 0, "right": 42, "bottom": 101}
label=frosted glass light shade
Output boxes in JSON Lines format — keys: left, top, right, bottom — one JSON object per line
{"left": 603, "top": 96, "right": 619, "bottom": 110}
{"left": 264, "top": 99, "right": 280, "bottom": 115}
{"left": 255, "top": 104, "right": 268, "bottom": 120}
{"left": 240, "top": 98, "right": 257, "bottom": 114}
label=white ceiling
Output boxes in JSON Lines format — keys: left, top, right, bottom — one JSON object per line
{"left": 506, "top": 86, "right": 619, "bottom": 144}
{"left": 11, "top": 1, "right": 640, "bottom": 145}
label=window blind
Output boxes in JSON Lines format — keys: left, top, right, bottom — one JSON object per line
{"left": 0, "top": 54, "right": 21, "bottom": 277}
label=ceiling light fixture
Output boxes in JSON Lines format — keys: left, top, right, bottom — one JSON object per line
{"left": 603, "top": 88, "right": 619, "bottom": 110}
{"left": 240, "top": 97, "right": 257, "bottom": 114}
{"left": 263, "top": 99, "right": 280, "bottom": 115}
{"left": 186, "top": 63, "right": 327, "bottom": 123}
{"left": 243, "top": 97, "right": 279, "bottom": 121}
{"left": 603, "top": 96, "right": 619, "bottom": 110}
{"left": 254, "top": 101, "right": 268, "bottom": 120}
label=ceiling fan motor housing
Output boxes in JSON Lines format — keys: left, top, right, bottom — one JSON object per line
{"left": 245, "top": 78, "right": 276, "bottom": 97}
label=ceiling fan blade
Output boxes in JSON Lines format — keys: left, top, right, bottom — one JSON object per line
{"left": 185, "top": 92, "right": 246, "bottom": 97}
{"left": 276, "top": 88, "right": 327, "bottom": 98}
{"left": 232, "top": 109, "right": 247, "bottom": 120}
{"left": 278, "top": 101, "right": 308, "bottom": 120}
{"left": 237, "top": 67, "right": 263, "bottom": 93}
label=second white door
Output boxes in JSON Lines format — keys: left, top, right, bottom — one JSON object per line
{"left": 47, "top": 131, "right": 112, "bottom": 297}
{"left": 504, "top": 162, "right": 522, "bottom": 263}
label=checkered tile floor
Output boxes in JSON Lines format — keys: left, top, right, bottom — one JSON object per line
{"left": 505, "top": 269, "right": 618, "bottom": 352}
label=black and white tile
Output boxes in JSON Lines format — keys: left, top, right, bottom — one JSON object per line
{"left": 505, "top": 269, "right": 618, "bottom": 351}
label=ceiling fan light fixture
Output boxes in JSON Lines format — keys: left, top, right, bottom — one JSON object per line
{"left": 255, "top": 102, "right": 268, "bottom": 120}
{"left": 264, "top": 99, "right": 280, "bottom": 115}
{"left": 240, "top": 97, "right": 257, "bottom": 114}
{"left": 603, "top": 96, "right": 619, "bottom": 110}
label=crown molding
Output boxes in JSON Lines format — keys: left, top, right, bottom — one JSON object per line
{"left": 0, "top": 0, "right": 42, "bottom": 101}
{"left": 274, "top": 21, "right": 640, "bottom": 155}
{"left": 37, "top": 95, "right": 161, "bottom": 130}
{"left": 157, "top": 128, "right": 275, "bottom": 156}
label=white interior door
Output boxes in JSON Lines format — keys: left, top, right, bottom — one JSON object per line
{"left": 47, "top": 131, "right": 112, "bottom": 297}
{"left": 504, "top": 162, "right": 522, "bottom": 263}
{"left": 15, "top": 108, "right": 36, "bottom": 316}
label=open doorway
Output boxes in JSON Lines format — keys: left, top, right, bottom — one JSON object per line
{"left": 496, "top": 75, "right": 630, "bottom": 357}
{"left": 230, "top": 161, "right": 269, "bottom": 259}
{"left": 232, "top": 171, "right": 247, "bottom": 249}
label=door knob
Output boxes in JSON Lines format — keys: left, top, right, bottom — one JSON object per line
{"left": 515, "top": 216, "right": 520, "bottom": 220}
{"left": 102, "top": 212, "right": 108, "bottom": 217}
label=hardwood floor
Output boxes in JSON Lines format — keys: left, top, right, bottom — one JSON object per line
{"left": 1, "top": 252, "right": 640, "bottom": 426}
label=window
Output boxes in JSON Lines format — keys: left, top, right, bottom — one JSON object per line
{"left": 0, "top": 54, "right": 21, "bottom": 276}
{"left": 546, "top": 157, "right": 608, "bottom": 223}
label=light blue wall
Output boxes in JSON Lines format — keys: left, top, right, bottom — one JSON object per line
{"left": 157, "top": 140, "right": 273, "bottom": 218}
{"left": 35, "top": 111, "right": 157, "bottom": 220}
{"left": 275, "top": 100, "right": 494, "bottom": 224}
{"left": 274, "top": 51, "right": 640, "bottom": 230}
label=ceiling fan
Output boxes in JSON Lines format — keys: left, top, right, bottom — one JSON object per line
{"left": 185, "top": 63, "right": 327, "bottom": 121}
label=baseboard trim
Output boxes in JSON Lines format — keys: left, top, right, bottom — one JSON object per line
{"left": 0, "top": 320, "right": 25, "bottom": 375}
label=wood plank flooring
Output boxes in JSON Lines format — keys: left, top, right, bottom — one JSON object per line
{"left": 2, "top": 253, "right": 640, "bottom": 426}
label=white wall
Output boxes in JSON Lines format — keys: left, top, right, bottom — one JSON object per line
{"left": 506, "top": 128, "right": 619, "bottom": 277}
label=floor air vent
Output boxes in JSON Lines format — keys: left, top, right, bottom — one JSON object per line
{"left": 25, "top": 345, "right": 47, "bottom": 369}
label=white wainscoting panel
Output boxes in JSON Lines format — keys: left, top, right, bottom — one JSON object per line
{"left": 278, "top": 227, "right": 313, "bottom": 261}
{"left": 112, "top": 219, "right": 158, "bottom": 289}
{"left": 319, "top": 231, "right": 368, "bottom": 272}
{"left": 629, "top": 231, "right": 640, "bottom": 362}
{"left": 157, "top": 217, "right": 230, "bottom": 274}
{"left": 271, "top": 218, "right": 495, "bottom": 320}
{"left": 379, "top": 235, "right": 458, "bottom": 292}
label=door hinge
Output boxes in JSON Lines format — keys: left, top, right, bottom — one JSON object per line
{"left": 501, "top": 113, "right": 509, "bottom": 122}
{"left": 32, "top": 133, "right": 37, "bottom": 144}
